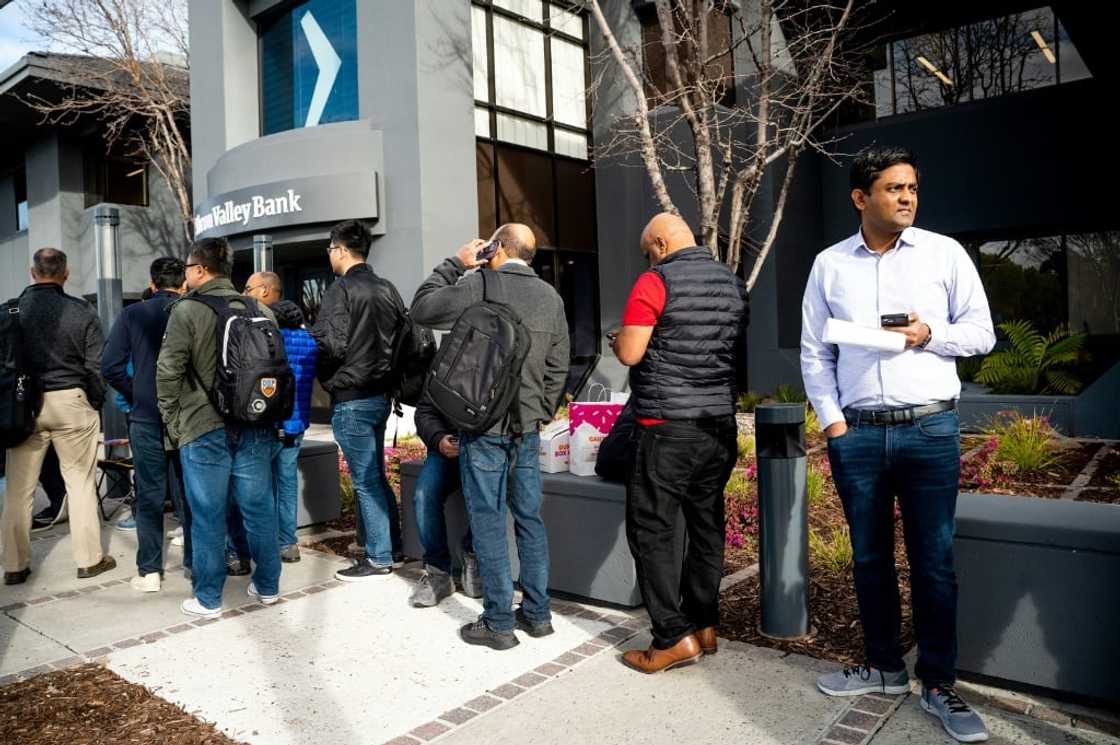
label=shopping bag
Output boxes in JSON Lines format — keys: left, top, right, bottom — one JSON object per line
{"left": 569, "top": 401, "right": 623, "bottom": 477}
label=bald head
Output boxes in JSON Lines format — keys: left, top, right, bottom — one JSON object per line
{"left": 492, "top": 223, "right": 537, "bottom": 263}
{"left": 246, "top": 271, "right": 282, "bottom": 306}
{"left": 639, "top": 212, "right": 695, "bottom": 265}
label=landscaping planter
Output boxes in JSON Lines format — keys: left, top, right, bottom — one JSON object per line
{"left": 400, "top": 461, "right": 684, "bottom": 607}
{"left": 958, "top": 361, "right": 1120, "bottom": 438}
{"left": 295, "top": 439, "right": 341, "bottom": 528}
{"left": 954, "top": 491, "right": 1120, "bottom": 704}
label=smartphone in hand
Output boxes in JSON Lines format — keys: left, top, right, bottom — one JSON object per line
{"left": 881, "top": 313, "right": 910, "bottom": 327}
{"left": 476, "top": 240, "right": 500, "bottom": 263}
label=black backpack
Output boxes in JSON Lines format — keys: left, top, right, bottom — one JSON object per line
{"left": 425, "top": 270, "right": 531, "bottom": 435}
{"left": 389, "top": 311, "right": 436, "bottom": 412}
{"left": 0, "top": 295, "right": 43, "bottom": 448}
{"left": 187, "top": 295, "right": 294, "bottom": 426}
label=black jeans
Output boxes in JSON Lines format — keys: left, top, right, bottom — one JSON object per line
{"left": 40, "top": 444, "right": 67, "bottom": 512}
{"left": 626, "top": 417, "right": 737, "bottom": 649}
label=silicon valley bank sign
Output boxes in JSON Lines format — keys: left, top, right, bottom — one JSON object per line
{"left": 192, "top": 172, "right": 379, "bottom": 239}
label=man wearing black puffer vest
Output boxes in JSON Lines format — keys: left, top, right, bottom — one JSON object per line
{"left": 611, "top": 212, "right": 749, "bottom": 674}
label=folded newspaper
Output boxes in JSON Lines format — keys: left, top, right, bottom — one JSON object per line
{"left": 823, "top": 317, "right": 907, "bottom": 352}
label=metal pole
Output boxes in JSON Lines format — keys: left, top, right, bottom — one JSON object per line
{"left": 756, "top": 402, "right": 810, "bottom": 639}
{"left": 93, "top": 205, "right": 127, "bottom": 443}
{"left": 253, "top": 234, "right": 274, "bottom": 272}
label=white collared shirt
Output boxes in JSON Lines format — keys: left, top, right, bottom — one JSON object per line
{"left": 800, "top": 226, "right": 996, "bottom": 429}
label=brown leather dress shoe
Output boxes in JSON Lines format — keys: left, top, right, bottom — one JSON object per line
{"left": 77, "top": 555, "right": 116, "bottom": 579}
{"left": 621, "top": 634, "right": 702, "bottom": 674}
{"left": 695, "top": 626, "right": 718, "bottom": 655}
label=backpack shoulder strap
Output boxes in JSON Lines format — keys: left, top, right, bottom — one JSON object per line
{"left": 480, "top": 269, "right": 509, "bottom": 306}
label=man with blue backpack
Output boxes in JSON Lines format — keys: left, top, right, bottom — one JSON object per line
{"left": 411, "top": 223, "right": 569, "bottom": 650}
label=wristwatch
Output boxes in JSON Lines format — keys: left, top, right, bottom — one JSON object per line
{"left": 917, "top": 324, "right": 932, "bottom": 349}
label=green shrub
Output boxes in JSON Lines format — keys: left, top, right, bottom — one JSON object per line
{"left": 773, "top": 383, "right": 807, "bottom": 403}
{"left": 805, "top": 406, "right": 821, "bottom": 435}
{"left": 736, "top": 391, "right": 764, "bottom": 413}
{"left": 809, "top": 526, "right": 853, "bottom": 574}
{"left": 339, "top": 473, "right": 355, "bottom": 514}
{"left": 975, "top": 320, "right": 1087, "bottom": 395}
{"left": 737, "top": 433, "right": 755, "bottom": 461}
{"left": 983, "top": 411, "right": 1062, "bottom": 475}
{"left": 806, "top": 463, "right": 827, "bottom": 507}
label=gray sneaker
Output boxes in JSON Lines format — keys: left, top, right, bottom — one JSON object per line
{"left": 460, "top": 551, "right": 483, "bottom": 598}
{"left": 280, "top": 544, "right": 301, "bottom": 563}
{"left": 921, "top": 686, "right": 989, "bottom": 742}
{"left": 817, "top": 664, "right": 910, "bottom": 697}
{"left": 410, "top": 566, "right": 454, "bottom": 607}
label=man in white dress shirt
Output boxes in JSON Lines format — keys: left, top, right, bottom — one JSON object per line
{"left": 801, "top": 147, "right": 995, "bottom": 743}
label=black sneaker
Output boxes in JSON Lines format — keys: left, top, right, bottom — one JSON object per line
{"left": 4, "top": 567, "right": 31, "bottom": 585}
{"left": 515, "top": 606, "right": 555, "bottom": 638}
{"left": 226, "top": 553, "right": 250, "bottom": 576}
{"left": 459, "top": 617, "right": 519, "bottom": 651}
{"left": 31, "top": 500, "right": 65, "bottom": 531}
{"left": 335, "top": 558, "right": 393, "bottom": 582}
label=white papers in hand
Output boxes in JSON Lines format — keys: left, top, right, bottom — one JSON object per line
{"left": 823, "top": 318, "right": 906, "bottom": 353}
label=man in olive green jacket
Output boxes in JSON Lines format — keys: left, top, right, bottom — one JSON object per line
{"left": 156, "top": 237, "right": 280, "bottom": 619}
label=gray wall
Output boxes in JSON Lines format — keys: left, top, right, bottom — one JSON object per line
{"left": 188, "top": 0, "right": 479, "bottom": 304}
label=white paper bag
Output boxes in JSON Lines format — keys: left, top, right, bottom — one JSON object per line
{"left": 569, "top": 421, "right": 608, "bottom": 477}
{"left": 539, "top": 419, "right": 570, "bottom": 473}
{"left": 823, "top": 317, "right": 906, "bottom": 352}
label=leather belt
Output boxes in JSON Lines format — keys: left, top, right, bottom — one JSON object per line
{"left": 844, "top": 400, "right": 956, "bottom": 426}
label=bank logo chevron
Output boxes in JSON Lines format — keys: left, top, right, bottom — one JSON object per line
{"left": 299, "top": 11, "right": 342, "bottom": 128}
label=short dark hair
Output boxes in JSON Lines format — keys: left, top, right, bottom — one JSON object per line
{"left": 330, "top": 219, "right": 371, "bottom": 258}
{"left": 494, "top": 224, "right": 536, "bottom": 263}
{"left": 849, "top": 146, "right": 920, "bottom": 193}
{"left": 33, "top": 248, "right": 67, "bottom": 279}
{"left": 150, "top": 257, "right": 185, "bottom": 290}
{"left": 188, "top": 237, "right": 233, "bottom": 277}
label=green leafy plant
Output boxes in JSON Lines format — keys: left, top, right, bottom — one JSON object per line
{"left": 975, "top": 320, "right": 1087, "bottom": 395}
{"left": 736, "top": 391, "right": 764, "bottom": 413}
{"left": 806, "top": 462, "right": 827, "bottom": 507}
{"left": 1108, "top": 472, "right": 1120, "bottom": 489}
{"left": 339, "top": 473, "right": 355, "bottom": 513}
{"left": 809, "top": 526, "right": 853, "bottom": 574}
{"left": 982, "top": 411, "right": 1063, "bottom": 475}
{"left": 773, "top": 383, "right": 808, "bottom": 403}
{"left": 805, "top": 406, "right": 821, "bottom": 436}
{"left": 737, "top": 433, "right": 755, "bottom": 462}
{"left": 957, "top": 356, "right": 983, "bottom": 384}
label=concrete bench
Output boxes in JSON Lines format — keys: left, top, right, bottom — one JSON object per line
{"left": 400, "top": 460, "right": 684, "bottom": 607}
{"left": 295, "top": 439, "right": 341, "bottom": 528}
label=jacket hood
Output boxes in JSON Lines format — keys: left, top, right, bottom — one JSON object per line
{"left": 271, "top": 299, "right": 305, "bottom": 329}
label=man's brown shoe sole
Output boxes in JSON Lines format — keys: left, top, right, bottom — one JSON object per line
{"left": 621, "top": 651, "right": 703, "bottom": 674}
{"left": 77, "top": 555, "right": 116, "bottom": 579}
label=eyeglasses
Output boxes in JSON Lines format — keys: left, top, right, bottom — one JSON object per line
{"left": 244, "top": 285, "right": 263, "bottom": 294}
{"left": 326, "top": 245, "right": 341, "bottom": 255}
{"left": 185, "top": 263, "right": 202, "bottom": 270}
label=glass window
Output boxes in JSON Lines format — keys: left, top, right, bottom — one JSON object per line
{"left": 555, "top": 159, "right": 595, "bottom": 251}
{"left": 1056, "top": 19, "right": 1091, "bottom": 83}
{"left": 1066, "top": 231, "right": 1120, "bottom": 336}
{"left": 474, "top": 106, "right": 492, "bottom": 138}
{"left": 14, "top": 168, "right": 28, "bottom": 232}
{"left": 496, "top": 144, "right": 556, "bottom": 247}
{"left": 260, "top": 0, "right": 359, "bottom": 136}
{"left": 83, "top": 148, "right": 148, "bottom": 208}
{"left": 551, "top": 38, "right": 587, "bottom": 128}
{"left": 494, "top": 0, "right": 542, "bottom": 22}
{"left": 978, "top": 237, "right": 1066, "bottom": 333}
{"left": 550, "top": 4, "right": 583, "bottom": 40}
{"left": 496, "top": 112, "right": 548, "bottom": 151}
{"left": 471, "top": 5, "right": 490, "bottom": 102}
{"left": 493, "top": 15, "right": 547, "bottom": 117}
{"left": 476, "top": 142, "right": 497, "bottom": 237}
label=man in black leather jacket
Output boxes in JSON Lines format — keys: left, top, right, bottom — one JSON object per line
{"left": 310, "top": 220, "right": 407, "bottom": 581}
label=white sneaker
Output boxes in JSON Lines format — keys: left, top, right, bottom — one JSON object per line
{"left": 181, "top": 597, "right": 221, "bottom": 618}
{"left": 130, "top": 573, "right": 161, "bottom": 593}
{"left": 169, "top": 526, "right": 184, "bottom": 538}
{"left": 171, "top": 534, "right": 184, "bottom": 547}
{"left": 248, "top": 582, "right": 279, "bottom": 605}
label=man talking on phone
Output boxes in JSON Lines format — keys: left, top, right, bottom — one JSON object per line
{"left": 411, "top": 224, "right": 569, "bottom": 650}
{"left": 801, "top": 147, "right": 995, "bottom": 742}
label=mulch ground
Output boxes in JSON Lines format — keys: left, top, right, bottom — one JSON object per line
{"left": 0, "top": 665, "right": 245, "bottom": 745}
{"left": 1088, "top": 447, "right": 1120, "bottom": 488}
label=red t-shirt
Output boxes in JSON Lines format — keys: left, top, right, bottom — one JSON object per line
{"left": 621, "top": 272, "right": 668, "bottom": 425}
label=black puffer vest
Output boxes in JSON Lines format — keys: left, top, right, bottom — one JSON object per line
{"left": 631, "top": 247, "right": 747, "bottom": 420}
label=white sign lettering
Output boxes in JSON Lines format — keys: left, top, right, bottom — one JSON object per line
{"left": 193, "top": 188, "right": 303, "bottom": 236}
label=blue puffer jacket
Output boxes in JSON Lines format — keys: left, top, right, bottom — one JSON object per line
{"left": 272, "top": 300, "right": 318, "bottom": 436}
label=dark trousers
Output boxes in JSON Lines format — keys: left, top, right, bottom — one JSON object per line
{"left": 131, "top": 421, "right": 190, "bottom": 575}
{"left": 40, "top": 444, "right": 67, "bottom": 512}
{"left": 827, "top": 408, "right": 961, "bottom": 687}
{"left": 626, "top": 417, "right": 737, "bottom": 649}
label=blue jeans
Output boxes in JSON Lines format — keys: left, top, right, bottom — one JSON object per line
{"left": 414, "top": 451, "right": 474, "bottom": 573}
{"left": 181, "top": 427, "right": 280, "bottom": 609}
{"left": 826, "top": 408, "right": 961, "bottom": 687}
{"left": 228, "top": 433, "right": 304, "bottom": 556}
{"left": 332, "top": 395, "right": 397, "bottom": 566}
{"left": 459, "top": 433, "right": 548, "bottom": 632}
{"left": 130, "top": 421, "right": 188, "bottom": 576}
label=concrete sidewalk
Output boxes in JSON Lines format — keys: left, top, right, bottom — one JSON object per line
{"left": 2, "top": 516, "right": 1117, "bottom": 744}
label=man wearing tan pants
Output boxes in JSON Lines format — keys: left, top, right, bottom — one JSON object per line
{"left": 2, "top": 248, "right": 115, "bottom": 584}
